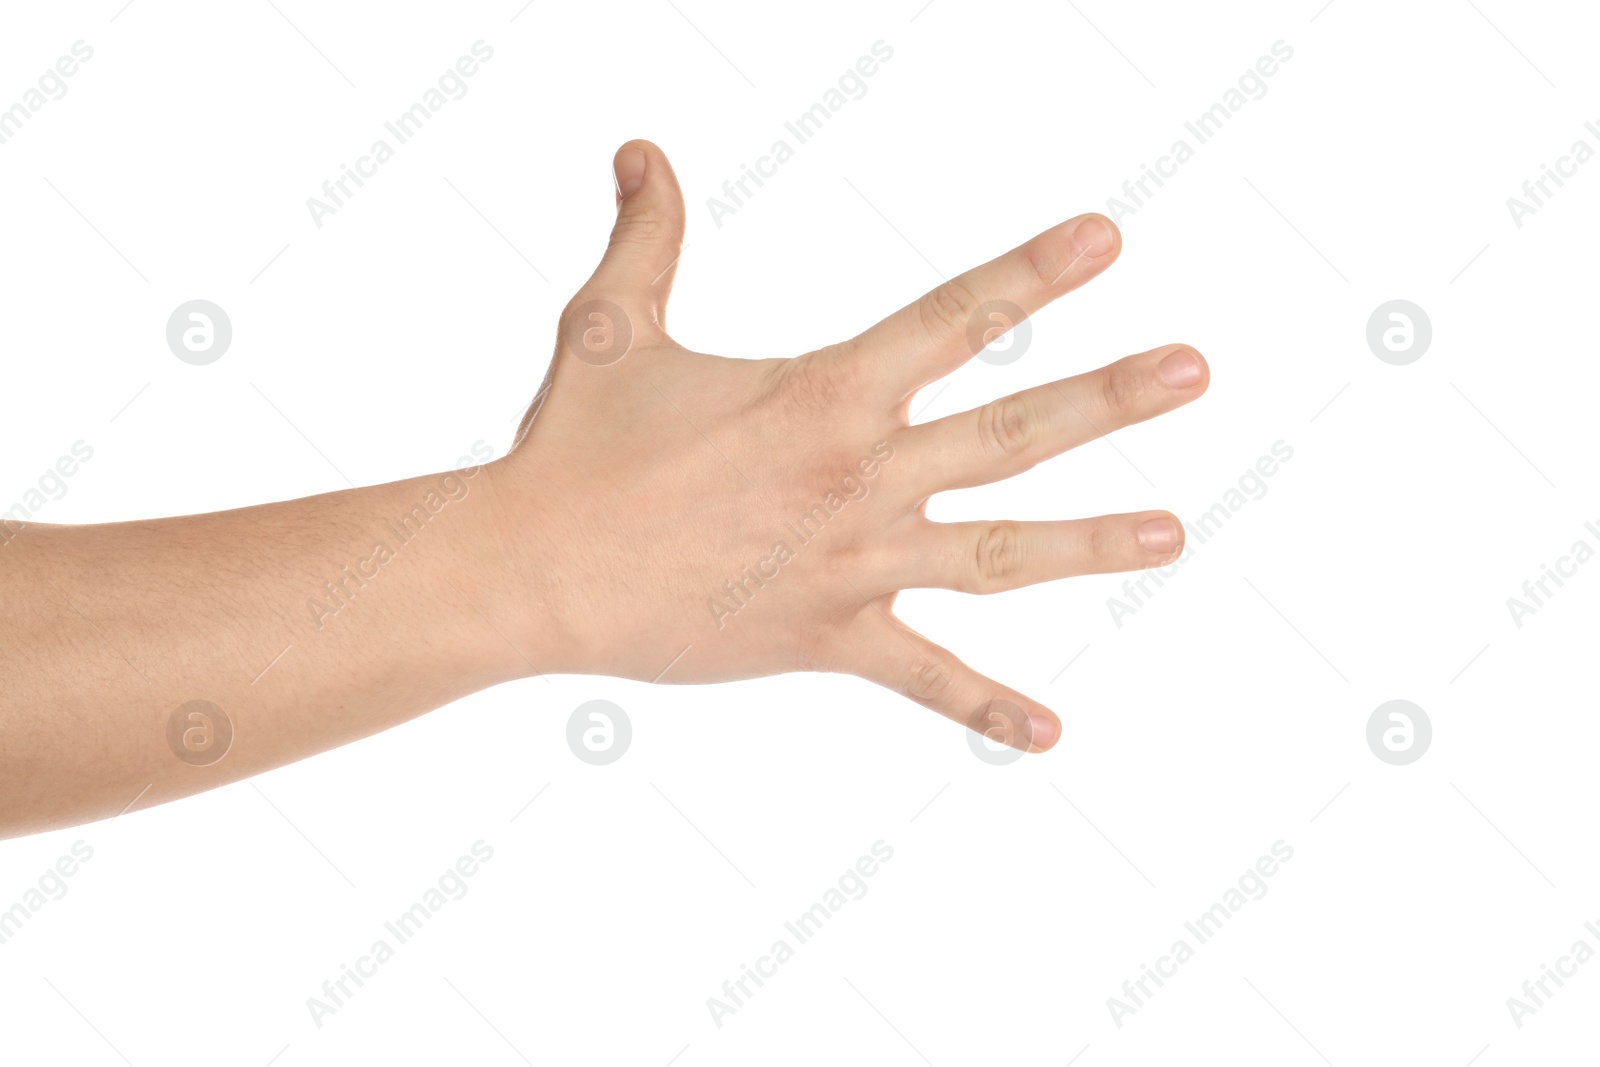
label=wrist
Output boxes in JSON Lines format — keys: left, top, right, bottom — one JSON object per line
{"left": 446, "top": 456, "right": 578, "bottom": 681}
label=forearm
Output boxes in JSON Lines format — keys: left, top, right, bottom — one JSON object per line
{"left": 0, "top": 461, "right": 535, "bottom": 839}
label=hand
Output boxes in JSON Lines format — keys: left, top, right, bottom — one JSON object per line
{"left": 489, "top": 140, "right": 1210, "bottom": 753}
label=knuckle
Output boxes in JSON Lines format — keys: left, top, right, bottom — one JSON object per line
{"left": 775, "top": 353, "right": 854, "bottom": 417}
{"left": 1021, "top": 241, "right": 1062, "bottom": 288}
{"left": 972, "top": 521, "right": 1025, "bottom": 591}
{"left": 609, "top": 209, "right": 667, "bottom": 248}
{"left": 904, "top": 658, "right": 956, "bottom": 705}
{"left": 917, "top": 278, "right": 981, "bottom": 341}
{"left": 979, "top": 395, "right": 1035, "bottom": 459}
{"left": 560, "top": 290, "right": 602, "bottom": 323}
{"left": 1098, "top": 362, "right": 1146, "bottom": 419}
{"left": 824, "top": 538, "right": 878, "bottom": 582}
{"left": 1087, "top": 521, "right": 1122, "bottom": 567}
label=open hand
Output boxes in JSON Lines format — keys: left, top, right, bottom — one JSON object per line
{"left": 492, "top": 140, "right": 1210, "bottom": 754}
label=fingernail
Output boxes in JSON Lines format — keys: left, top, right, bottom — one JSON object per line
{"left": 1137, "top": 517, "right": 1181, "bottom": 555}
{"left": 1073, "top": 216, "right": 1115, "bottom": 258}
{"left": 1026, "top": 714, "right": 1060, "bottom": 751}
{"left": 1157, "top": 348, "right": 1202, "bottom": 388}
{"left": 614, "top": 146, "right": 646, "bottom": 199}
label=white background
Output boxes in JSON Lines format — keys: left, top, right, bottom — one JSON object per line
{"left": 1, "top": 0, "right": 1597, "bottom": 1063}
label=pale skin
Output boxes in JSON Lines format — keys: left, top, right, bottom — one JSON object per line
{"left": 0, "top": 140, "right": 1208, "bottom": 840}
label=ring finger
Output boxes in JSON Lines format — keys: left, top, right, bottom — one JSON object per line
{"left": 875, "top": 511, "right": 1185, "bottom": 596}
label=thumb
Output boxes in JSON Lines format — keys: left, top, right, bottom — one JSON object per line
{"left": 584, "top": 139, "right": 686, "bottom": 328}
